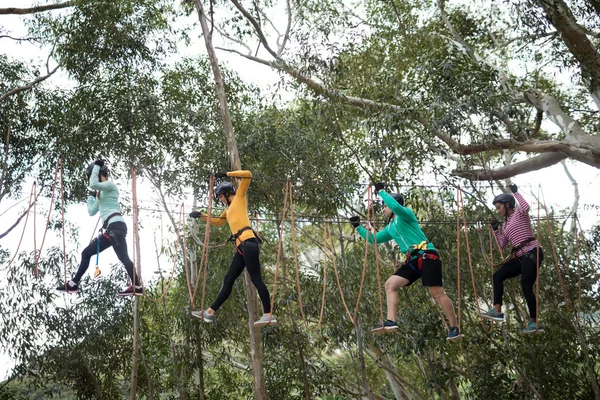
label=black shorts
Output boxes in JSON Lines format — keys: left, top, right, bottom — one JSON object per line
{"left": 393, "top": 252, "right": 443, "bottom": 287}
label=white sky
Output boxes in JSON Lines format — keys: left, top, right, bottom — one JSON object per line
{"left": 1, "top": 0, "right": 600, "bottom": 382}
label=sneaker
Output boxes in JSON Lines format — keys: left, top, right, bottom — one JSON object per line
{"left": 191, "top": 309, "right": 214, "bottom": 323}
{"left": 118, "top": 285, "right": 143, "bottom": 297}
{"left": 372, "top": 319, "right": 398, "bottom": 334}
{"left": 446, "top": 326, "right": 463, "bottom": 341}
{"left": 522, "top": 321, "right": 544, "bottom": 334}
{"left": 254, "top": 313, "right": 277, "bottom": 327}
{"left": 481, "top": 309, "right": 505, "bottom": 322}
{"left": 56, "top": 280, "right": 79, "bottom": 293}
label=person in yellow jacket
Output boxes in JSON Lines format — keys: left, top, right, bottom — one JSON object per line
{"left": 190, "top": 170, "right": 276, "bottom": 327}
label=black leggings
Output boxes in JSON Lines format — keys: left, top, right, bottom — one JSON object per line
{"left": 73, "top": 221, "right": 136, "bottom": 285}
{"left": 493, "top": 247, "right": 544, "bottom": 319}
{"left": 210, "top": 238, "right": 271, "bottom": 313}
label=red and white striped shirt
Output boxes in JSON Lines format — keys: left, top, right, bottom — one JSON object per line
{"left": 494, "top": 192, "right": 539, "bottom": 257}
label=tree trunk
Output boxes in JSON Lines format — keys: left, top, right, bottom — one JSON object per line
{"left": 355, "top": 320, "right": 374, "bottom": 400}
{"left": 293, "top": 323, "right": 312, "bottom": 400}
{"left": 129, "top": 297, "right": 140, "bottom": 400}
{"left": 369, "top": 345, "right": 410, "bottom": 400}
{"left": 193, "top": 1, "right": 266, "bottom": 398}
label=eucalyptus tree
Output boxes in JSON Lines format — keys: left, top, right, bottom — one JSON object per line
{"left": 200, "top": 0, "right": 600, "bottom": 181}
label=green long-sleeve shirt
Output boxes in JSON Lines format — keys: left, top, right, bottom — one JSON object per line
{"left": 87, "top": 165, "right": 125, "bottom": 226}
{"left": 356, "top": 190, "right": 435, "bottom": 258}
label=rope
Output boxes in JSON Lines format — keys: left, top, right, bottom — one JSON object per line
{"left": 33, "top": 182, "right": 37, "bottom": 277}
{"left": 535, "top": 186, "right": 541, "bottom": 329}
{"left": 457, "top": 186, "right": 487, "bottom": 331}
{"left": 273, "top": 180, "right": 290, "bottom": 316}
{"left": 59, "top": 157, "right": 67, "bottom": 285}
{"left": 370, "top": 187, "right": 385, "bottom": 327}
{"left": 538, "top": 186, "right": 571, "bottom": 312}
{"left": 573, "top": 215, "right": 581, "bottom": 319}
{"left": 455, "top": 188, "right": 461, "bottom": 330}
{"left": 198, "top": 176, "right": 214, "bottom": 312}
{"left": 5, "top": 182, "right": 35, "bottom": 269}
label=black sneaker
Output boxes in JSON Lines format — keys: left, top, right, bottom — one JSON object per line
{"left": 56, "top": 280, "right": 79, "bottom": 293}
{"left": 118, "top": 285, "right": 143, "bottom": 297}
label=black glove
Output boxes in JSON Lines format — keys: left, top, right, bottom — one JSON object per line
{"left": 88, "top": 191, "right": 97, "bottom": 198}
{"left": 214, "top": 172, "right": 228, "bottom": 179}
{"left": 373, "top": 182, "right": 385, "bottom": 192}
{"left": 349, "top": 216, "right": 360, "bottom": 228}
{"left": 490, "top": 219, "right": 500, "bottom": 231}
{"left": 509, "top": 184, "right": 517, "bottom": 193}
{"left": 94, "top": 159, "right": 105, "bottom": 167}
{"left": 189, "top": 211, "right": 202, "bottom": 219}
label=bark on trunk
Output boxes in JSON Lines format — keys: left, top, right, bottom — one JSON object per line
{"left": 193, "top": 1, "right": 266, "bottom": 398}
{"left": 355, "top": 321, "right": 374, "bottom": 400}
{"left": 538, "top": 0, "right": 600, "bottom": 109}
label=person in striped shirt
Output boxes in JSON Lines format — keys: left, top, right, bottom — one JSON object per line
{"left": 481, "top": 183, "right": 544, "bottom": 334}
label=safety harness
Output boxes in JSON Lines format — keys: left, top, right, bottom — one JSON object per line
{"left": 229, "top": 226, "right": 263, "bottom": 255}
{"left": 511, "top": 237, "right": 536, "bottom": 255}
{"left": 403, "top": 241, "right": 440, "bottom": 271}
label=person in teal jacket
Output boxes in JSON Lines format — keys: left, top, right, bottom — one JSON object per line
{"left": 349, "top": 182, "right": 462, "bottom": 340}
{"left": 56, "top": 160, "right": 141, "bottom": 296}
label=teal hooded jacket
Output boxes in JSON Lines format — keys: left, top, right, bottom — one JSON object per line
{"left": 356, "top": 189, "right": 436, "bottom": 259}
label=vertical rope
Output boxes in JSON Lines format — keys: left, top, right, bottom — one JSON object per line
{"left": 198, "top": 176, "right": 214, "bottom": 311}
{"left": 6, "top": 182, "right": 35, "bottom": 268}
{"left": 32, "top": 182, "right": 37, "bottom": 278}
{"left": 539, "top": 186, "right": 570, "bottom": 312}
{"left": 574, "top": 215, "right": 581, "bottom": 319}
{"left": 458, "top": 187, "right": 487, "bottom": 331}
{"left": 59, "top": 157, "right": 67, "bottom": 284}
{"left": 35, "top": 162, "right": 60, "bottom": 274}
{"left": 535, "top": 185, "right": 541, "bottom": 329}
{"left": 274, "top": 180, "right": 289, "bottom": 316}
{"left": 455, "top": 187, "right": 461, "bottom": 330}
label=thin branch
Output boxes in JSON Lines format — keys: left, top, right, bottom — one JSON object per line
{"left": 0, "top": 1, "right": 74, "bottom": 15}
{"left": 229, "top": 0, "right": 279, "bottom": 60}
{"left": 0, "top": 66, "right": 59, "bottom": 102}
{"left": 0, "top": 35, "right": 42, "bottom": 42}
{"left": 278, "top": 0, "right": 292, "bottom": 56}
{"left": 0, "top": 122, "right": 11, "bottom": 201}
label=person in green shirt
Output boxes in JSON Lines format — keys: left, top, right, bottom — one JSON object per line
{"left": 349, "top": 182, "right": 462, "bottom": 340}
{"left": 56, "top": 160, "right": 141, "bottom": 296}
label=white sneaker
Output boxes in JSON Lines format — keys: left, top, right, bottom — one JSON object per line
{"left": 191, "top": 309, "right": 214, "bottom": 323}
{"left": 254, "top": 313, "right": 277, "bottom": 327}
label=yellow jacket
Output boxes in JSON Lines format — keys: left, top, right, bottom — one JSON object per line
{"left": 202, "top": 170, "right": 255, "bottom": 246}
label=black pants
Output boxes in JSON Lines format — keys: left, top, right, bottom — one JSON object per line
{"left": 493, "top": 247, "right": 544, "bottom": 319}
{"left": 210, "top": 238, "right": 271, "bottom": 313}
{"left": 73, "top": 221, "right": 136, "bottom": 285}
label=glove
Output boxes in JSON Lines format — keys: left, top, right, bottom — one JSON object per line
{"left": 490, "top": 219, "right": 500, "bottom": 231}
{"left": 214, "top": 171, "right": 228, "bottom": 179}
{"left": 94, "top": 159, "right": 105, "bottom": 167}
{"left": 373, "top": 182, "right": 385, "bottom": 192}
{"left": 349, "top": 216, "right": 360, "bottom": 228}
{"left": 189, "top": 211, "right": 202, "bottom": 219}
{"left": 88, "top": 191, "right": 97, "bottom": 198}
{"left": 509, "top": 184, "right": 518, "bottom": 193}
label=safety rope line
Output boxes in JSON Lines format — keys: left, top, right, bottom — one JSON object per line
{"left": 198, "top": 176, "right": 214, "bottom": 313}
{"left": 538, "top": 186, "right": 571, "bottom": 312}
{"left": 575, "top": 215, "right": 595, "bottom": 317}
{"left": 272, "top": 180, "right": 290, "bottom": 316}
{"left": 535, "top": 186, "right": 541, "bottom": 329}
{"left": 573, "top": 215, "right": 581, "bottom": 319}
{"left": 457, "top": 186, "right": 488, "bottom": 331}
{"left": 455, "top": 188, "right": 461, "bottom": 330}
{"left": 6, "top": 182, "right": 35, "bottom": 269}
{"left": 59, "top": 157, "right": 67, "bottom": 285}
{"left": 371, "top": 189, "right": 385, "bottom": 328}
{"left": 33, "top": 182, "right": 37, "bottom": 277}
{"left": 132, "top": 166, "right": 141, "bottom": 290}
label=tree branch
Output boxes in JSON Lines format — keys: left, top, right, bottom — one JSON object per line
{"left": 0, "top": 1, "right": 74, "bottom": 15}
{"left": 0, "top": 66, "right": 59, "bottom": 102}
{"left": 452, "top": 153, "right": 567, "bottom": 180}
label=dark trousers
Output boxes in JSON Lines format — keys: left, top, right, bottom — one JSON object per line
{"left": 73, "top": 221, "right": 136, "bottom": 284}
{"left": 493, "top": 247, "right": 544, "bottom": 319}
{"left": 210, "top": 238, "right": 271, "bottom": 313}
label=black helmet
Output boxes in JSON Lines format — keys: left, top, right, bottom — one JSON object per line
{"left": 389, "top": 192, "right": 405, "bottom": 206}
{"left": 492, "top": 193, "right": 515, "bottom": 208}
{"left": 86, "top": 162, "right": 109, "bottom": 179}
{"left": 215, "top": 182, "right": 235, "bottom": 200}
